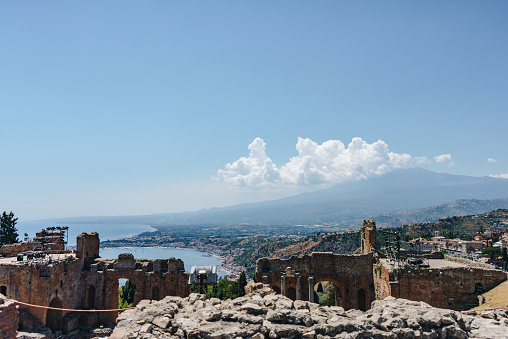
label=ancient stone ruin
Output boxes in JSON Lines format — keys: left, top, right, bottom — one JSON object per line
{"left": 0, "top": 220, "right": 507, "bottom": 337}
{"left": 0, "top": 232, "right": 189, "bottom": 335}
{"left": 257, "top": 220, "right": 507, "bottom": 312}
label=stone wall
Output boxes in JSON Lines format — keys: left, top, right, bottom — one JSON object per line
{"left": 0, "top": 233, "right": 190, "bottom": 334}
{"left": 444, "top": 254, "right": 497, "bottom": 270}
{"left": 360, "top": 219, "right": 377, "bottom": 254}
{"left": 0, "top": 296, "right": 19, "bottom": 339}
{"left": 390, "top": 266, "right": 507, "bottom": 311}
{"left": 256, "top": 252, "right": 375, "bottom": 311}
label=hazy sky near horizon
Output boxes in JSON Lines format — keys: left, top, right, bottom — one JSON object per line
{"left": 1, "top": 2, "right": 507, "bottom": 220}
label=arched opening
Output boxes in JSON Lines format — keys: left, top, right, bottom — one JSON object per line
{"left": 46, "top": 297, "right": 63, "bottom": 331}
{"left": 152, "top": 286, "right": 160, "bottom": 301}
{"left": 87, "top": 285, "right": 96, "bottom": 309}
{"left": 314, "top": 281, "right": 340, "bottom": 306}
{"left": 118, "top": 279, "right": 137, "bottom": 309}
{"left": 358, "top": 288, "right": 367, "bottom": 311}
{"left": 273, "top": 286, "right": 281, "bottom": 294}
{"left": 474, "top": 283, "right": 484, "bottom": 295}
{"left": 0, "top": 285, "right": 6, "bottom": 296}
{"left": 287, "top": 287, "right": 296, "bottom": 300}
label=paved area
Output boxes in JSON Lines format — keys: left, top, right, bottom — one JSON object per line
{"left": 380, "top": 258, "right": 469, "bottom": 269}
{"left": 0, "top": 252, "right": 75, "bottom": 265}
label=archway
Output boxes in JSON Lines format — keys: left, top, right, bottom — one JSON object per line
{"left": 119, "top": 279, "right": 137, "bottom": 308}
{"left": 314, "top": 280, "right": 341, "bottom": 306}
{"left": 152, "top": 286, "right": 160, "bottom": 301}
{"left": 0, "top": 285, "right": 6, "bottom": 296}
{"left": 358, "top": 288, "right": 367, "bottom": 311}
{"left": 46, "top": 297, "right": 63, "bottom": 331}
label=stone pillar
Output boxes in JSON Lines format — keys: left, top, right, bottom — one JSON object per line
{"left": 308, "top": 276, "right": 314, "bottom": 303}
{"left": 262, "top": 275, "right": 268, "bottom": 285}
{"left": 281, "top": 275, "right": 286, "bottom": 296}
{"left": 296, "top": 274, "right": 302, "bottom": 300}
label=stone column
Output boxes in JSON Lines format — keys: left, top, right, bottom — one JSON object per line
{"left": 262, "top": 275, "right": 268, "bottom": 285}
{"left": 308, "top": 276, "right": 314, "bottom": 303}
{"left": 281, "top": 275, "right": 286, "bottom": 296}
{"left": 296, "top": 274, "right": 302, "bottom": 300}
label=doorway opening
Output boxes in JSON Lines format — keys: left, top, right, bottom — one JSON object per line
{"left": 118, "top": 279, "right": 137, "bottom": 309}
{"left": 314, "top": 281, "right": 341, "bottom": 306}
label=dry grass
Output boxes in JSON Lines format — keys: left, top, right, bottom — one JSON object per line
{"left": 471, "top": 280, "right": 508, "bottom": 310}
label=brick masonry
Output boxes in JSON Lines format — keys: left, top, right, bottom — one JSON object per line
{"left": 0, "top": 232, "right": 190, "bottom": 334}
{"left": 0, "top": 297, "right": 19, "bottom": 339}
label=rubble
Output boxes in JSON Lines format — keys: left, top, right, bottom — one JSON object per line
{"left": 111, "top": 293, "right": 508, "bottom": 338}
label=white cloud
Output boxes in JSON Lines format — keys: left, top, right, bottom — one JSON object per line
{"left": 487, "top": 158, "right": 497, "bottom": 163}
{"left": 434, "top": 154, "right": 455, "bottom": 167}
{"left": 217, "top": 137, "right": 429, "bottom": 187}
{"left": 490, "top": 173, "right": 508, "bottom": 179}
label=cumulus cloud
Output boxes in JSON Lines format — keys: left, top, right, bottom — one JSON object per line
{"left": 217, "top": 137, "right": 429, "bottom": 187}
{"left": 490, "top": 173, "right": 508, "bottom": 179}
{"left": 487, "top": 158, "right": 497, "bottom": 163}
{"left": 434, "top": 154, "right": 455, "bottom": 167}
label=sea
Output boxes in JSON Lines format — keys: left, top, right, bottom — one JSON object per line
{"left": 15, "top": 219, "right": 225, "bottom": 277}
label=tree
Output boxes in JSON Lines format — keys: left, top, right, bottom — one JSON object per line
{"left": 237, "top": 271, "right": 247, "bottom": 297}
{"left": 0, "top": 211, "right": 18, "bottom": 246}
{"left": 119, "top": 280, "right": 136, "bottom": 308}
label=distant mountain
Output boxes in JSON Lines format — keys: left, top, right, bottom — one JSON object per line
{"left": 56, "top": 168, "right": 508, "bottom": 228}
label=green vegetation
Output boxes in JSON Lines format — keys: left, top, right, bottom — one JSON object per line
{"left": 315, "top": 282, "right": 336, "bottom": 306}
{"left": 191, "top": 271, "right": 249, "bottom": 300}
{"left": 482, "top": 247, "right": 503, "bottom": 259}
{"left": 0, "top": 211, "right": 19, "bottom": 246}
{"left": 119, "top": 280, "right": 136, "bottom": 309}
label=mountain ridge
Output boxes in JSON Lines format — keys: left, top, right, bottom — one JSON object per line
{"left": 54, "top": 168, "right": 508, "bottom": 227}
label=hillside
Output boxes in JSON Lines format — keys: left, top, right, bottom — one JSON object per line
{"left": 237, "top": 209, "right": 508, "bottom": 265}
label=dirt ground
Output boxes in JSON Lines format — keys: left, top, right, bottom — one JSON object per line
{"left": 471, "top": 279, "right": 508, "bottom": 310}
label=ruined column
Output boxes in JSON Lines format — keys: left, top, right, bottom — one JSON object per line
{"left": 281, "top": 275, "right": 286, "bottom": 296}
{"left": 308, "top": 276, "right": 314, "bottom": 303}
{"left": 296, "top": 274, "right": 302, "bottom": 300}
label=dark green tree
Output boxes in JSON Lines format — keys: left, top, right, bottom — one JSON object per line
{"left": 237, "top": 271, "right": 247, "bottom": 297}
{"left": 0, "top": 211, "right": 19, "bottom": 246}
{"left": 482, "top": 247, "right": 503, "bottom": 260}
{"left": 119, "top": 280, "right": 136, "bottom": 308}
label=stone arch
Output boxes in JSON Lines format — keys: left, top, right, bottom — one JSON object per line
{"left": 0, "top": 285, "right": 6, "bottom": 296}
{"left": 46, "top": 297, "right": 63, "bottom": 331}
{"left": 314, "top": 277, "right": 343, "bottom": 307}
{"left": 152, "top": 286, "right": 160, "bottom": 301}
{"left": 358, "top": 288, "right": 367, "bottom": 311}
{"left": 474, "top": 283, "right": 484, "bottom": 295}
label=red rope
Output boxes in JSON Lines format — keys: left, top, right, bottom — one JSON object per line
{"left": 0, "top": 296, "right": 135, "bottom": 312}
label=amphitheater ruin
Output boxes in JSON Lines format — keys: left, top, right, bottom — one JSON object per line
{"left": 0, "top": 220, "right": 507, "bottom": 337}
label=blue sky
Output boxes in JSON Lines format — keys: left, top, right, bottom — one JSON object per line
{"left": 1, "top": 1, "right": 507, "bottom": 220}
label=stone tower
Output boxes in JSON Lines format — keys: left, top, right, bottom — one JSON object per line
{"left": 360, "top": 220, "right": 377, "bottom": 254}
{"left": 76, "top": 232, "right": 100, "bottom": 259}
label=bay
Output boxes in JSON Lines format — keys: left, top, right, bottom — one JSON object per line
{"left": 16, "top": 220, "right": 226, "bottom": 277}
{"left": 100, "top": 247, "right": 226, "bottom": 277}
{"left": 16, "top": 220, "right": 154, "bottom": 247}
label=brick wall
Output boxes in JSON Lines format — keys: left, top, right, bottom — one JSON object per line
{"left": 0, "top": 297, "right": 19, "bottom": 339}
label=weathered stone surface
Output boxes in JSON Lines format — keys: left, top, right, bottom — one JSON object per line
{"left": 110, "top": 293, "right": 508, "bottom": 338}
